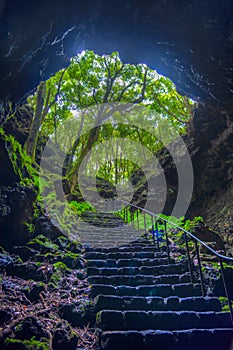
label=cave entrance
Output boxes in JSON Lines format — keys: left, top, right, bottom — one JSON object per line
{"left": 24, "top": 50, "right": 195, "bottom": 220}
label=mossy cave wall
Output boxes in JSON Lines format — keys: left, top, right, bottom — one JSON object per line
{"left": 0, "top": 0, "right": 233, "bottom": 252}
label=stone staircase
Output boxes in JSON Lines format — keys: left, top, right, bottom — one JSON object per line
{"left": 78, "top": 211, "right": 142, "bottom": 248}
{"left": 82, "top": 214, "right": 233, "bottom": 350}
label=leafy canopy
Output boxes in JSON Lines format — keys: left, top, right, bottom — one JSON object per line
{"left": 28, "top": 50, "right": 194, "bottom": 186}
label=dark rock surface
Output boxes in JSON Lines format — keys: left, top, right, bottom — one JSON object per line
{"left": 0, "top": 184, "right": 36, "bottom": 249}
{"left": 0, "top": 1, "right": 232, "bottom": 105}
{"left": 0, "top": 235, "right": 96, "bottom": 349}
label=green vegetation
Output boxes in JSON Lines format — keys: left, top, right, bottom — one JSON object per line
{"left": 219, "top": 297, "right": 233, "bottom": 312}
{"left": 24, "top": 222, "right": 36, "bottom": 234}
{"left": 28, "top": 234, "right": 60, "bottom": 252}
{"left": 4, "top": 336, "right": 49, "bottom": 350}
{"left": 53, "top": 261, "right": 69, "bottom": 270}
{"left": 69, "top": 201, "right": 95, "bottom": 215}
{"left": 0, "top": 127, "right": 39, "bottom": 187}
{"left": 182, "top": 216, "right": 204, "bottom": 232}
{"left": 1, "top": 50, "right": 195, "bottom": 239}
{"left": 26, "top": 50, "right": 194, "bottom": 198}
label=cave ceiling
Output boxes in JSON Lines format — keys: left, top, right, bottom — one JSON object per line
{"left": 0, "top": 0, "right": 232, "bottom": 107}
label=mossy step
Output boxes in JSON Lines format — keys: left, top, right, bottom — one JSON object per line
{"left": 97, "top": 310, "right": 232, "bottom": 331}
{"left": 82, "top": 242, "right": 145, "bottom": 249}
{"left": 85, "top": 257, "right": 171, "bottom": 268}
{"left": 80, "top": 234, "right": 142, "bottom": 238}
{"left": 83, "top": 239, "right": 153, "bottom": 247}
{"left": 80, "top": 212, "right": 125, "bottom": 227}
{"left": 81, "top": 211, "right": 122, "bottom": 218}
{"left": 91, "top": 283, "right": 202, "bottom": 298}
{"left": 80, "top": 239, "right": 143, "bottom": 248}
{"left": 100, "top": 328, "right": 233, "bottom": 350}
{"left": 86, "top": 263, "right": 189, "bottom": 276}
{"left": 88, "top": 273, "right": 190, "bottom": 286}
{"left": 84, "top": 251, "right": 158, "bottom": 259}
{"left": 84, "top": 246, "right": 159, "bottom": 253}
{"left": 94, "top": 295, "right": 222, "bottom": 312}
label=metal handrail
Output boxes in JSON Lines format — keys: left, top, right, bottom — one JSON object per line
{"left": 117, "top": 199, "right": 233, "bottom": 262}
{"left": 106, "top": 198, "right": 233, "bottom": 325}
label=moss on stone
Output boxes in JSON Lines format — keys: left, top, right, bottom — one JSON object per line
{"left": 4, "top": 336, "right": 49, "bottom": 350}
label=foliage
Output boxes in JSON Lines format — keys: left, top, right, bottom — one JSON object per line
{"left": 27, "top": 50, "right": 194, "bottom": 191}
{"left": 4, "top": 336, "right": 49, "bottom": 350}
{"left": 0, "top": 127, "right": 39, "bottom": 187}
{"left": 49, "top": 261, "right": 70, "bottom": 287}
{"left": 157, "top": 214, "right": 185, "bottom": 230}
{"left": 26, "top": 234, "right": 81, "bottom": 274}
{"left": 53, "top": 261, "right": 69, "bottom": 271}
{"left": 69, "top": 201, "right": 95, "bottom": 215}
{"left": 24, "top": 222, "right": 36, "bottom": 234}
{"left": 28, "top": 234, "right": 60, "bottom": 252}
{"left": 45, "top": 196, "right": 81, "bottom": 239}
{"left": 2, "top": 50, "right": 196, "bottom": 237}
{"left": 219, "top": 296, "right": 233, "bottom": 312}
{"left": 182, "top": 216, "right": 204, "bottom": 232}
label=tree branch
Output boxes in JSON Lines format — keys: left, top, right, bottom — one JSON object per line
{"left": 153, "top": 94, "right": 189, "bottom": 124}
{"left": 132, "top": 68, "right": 148, "bottom": 104}
{"left": 42, "top": 68, "right": 67, "bottom": 118}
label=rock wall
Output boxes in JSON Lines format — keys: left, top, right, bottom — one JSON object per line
{"left": 187, "top": 102, "right": 233, "bottom": 254}
{"left": 0, "top": 1, "right": 232, "bottom": 105}
{"left": 0, "top": 1, "right": 233, "bottom": 252}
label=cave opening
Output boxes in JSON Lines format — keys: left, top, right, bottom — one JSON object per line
{"left": 22, "top": 49, "right": 196, "bottom": 224}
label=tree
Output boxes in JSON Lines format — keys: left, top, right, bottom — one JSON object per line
{"left": 27, "top": 50, "right": 194, "bottom": 191}
{"left": 24, "top": 70, "right": 66, "bottom": 161}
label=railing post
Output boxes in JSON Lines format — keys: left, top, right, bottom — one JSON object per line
{"left": 194, "top": 241, "right": 205, "bottom": 296}
{"left": 155, "top": 220, "right": 160, "bottom": 252}
{"left": 136, "top": 209, "right": 140, "bottom": 233}
{"left": 151, "top": 216, "right": 155, "bottom": 245}
{"left": 219, "top": 257, "right": 233, "bottom": 326}
{"left": 164, "top": 221, "right": 170, "bottom": 264}
{"left": 116, "top": 199, "right": 233, "bottom": 319}
{"left": 143, "top": 212, "right": 147, "bottom": 239}
{"left": 184, "top": 232, "right": 194, "bottom": 284}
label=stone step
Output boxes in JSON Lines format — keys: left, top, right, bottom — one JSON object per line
{"left": 118, "top": 241, "right": 157, "bottom": 246}
{"left": 86, "top": 263, "right": 189, "bottom": 276}
{"left": 84, "top": 251, "right": 163, "bottom": 259}
{"left": 82, "top": 220, "right": 233, "bottom": 350}
{"left": 80, "top": 233, "right": 141, "bottom": 239}
{"left": 84, "top": 246, "right": 159, "bottom": 253}
{"left": 100, "top": 328, "right": 233, "bottom": 350}
{"left": 85, "top": 240, "right": 154, "bottom": 247}
{"left": 81, "top": 239, "right": 144, "bottom": 248}
{"left": 90, "top": 283, "right": 202, "bottom": 298}
{"left": 80, "top": 232, "right": 140, "bottom": 237}
{"left": 85, "top": 257, "right": 171, "bottom": 268}
{"left": 94, "top": 295, "right": 222, "bottom": 312}
{"left": 81, "top": 211, "right": 122, "bottom": 218}
{"left": 97, "top": 310, "right": 232, "bottom": 331}
{"left": 88, "top": 273, "right": 191, "bottom": 286}
{"left": 81, "top": 238, "right": 156, "bottom": 249}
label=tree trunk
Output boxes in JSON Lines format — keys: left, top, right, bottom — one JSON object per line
{"left": 69, "top": 125, "right": 101, "bottom": 191}
{"left": 24, "top": 81, "right": 46, "bottom": 161}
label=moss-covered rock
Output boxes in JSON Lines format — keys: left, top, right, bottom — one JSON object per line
{"left": 4, "top": 336, "right": 49, "bottom": 350}
{"left": 52, "top": 321, "right": 78, "bottom": 350}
